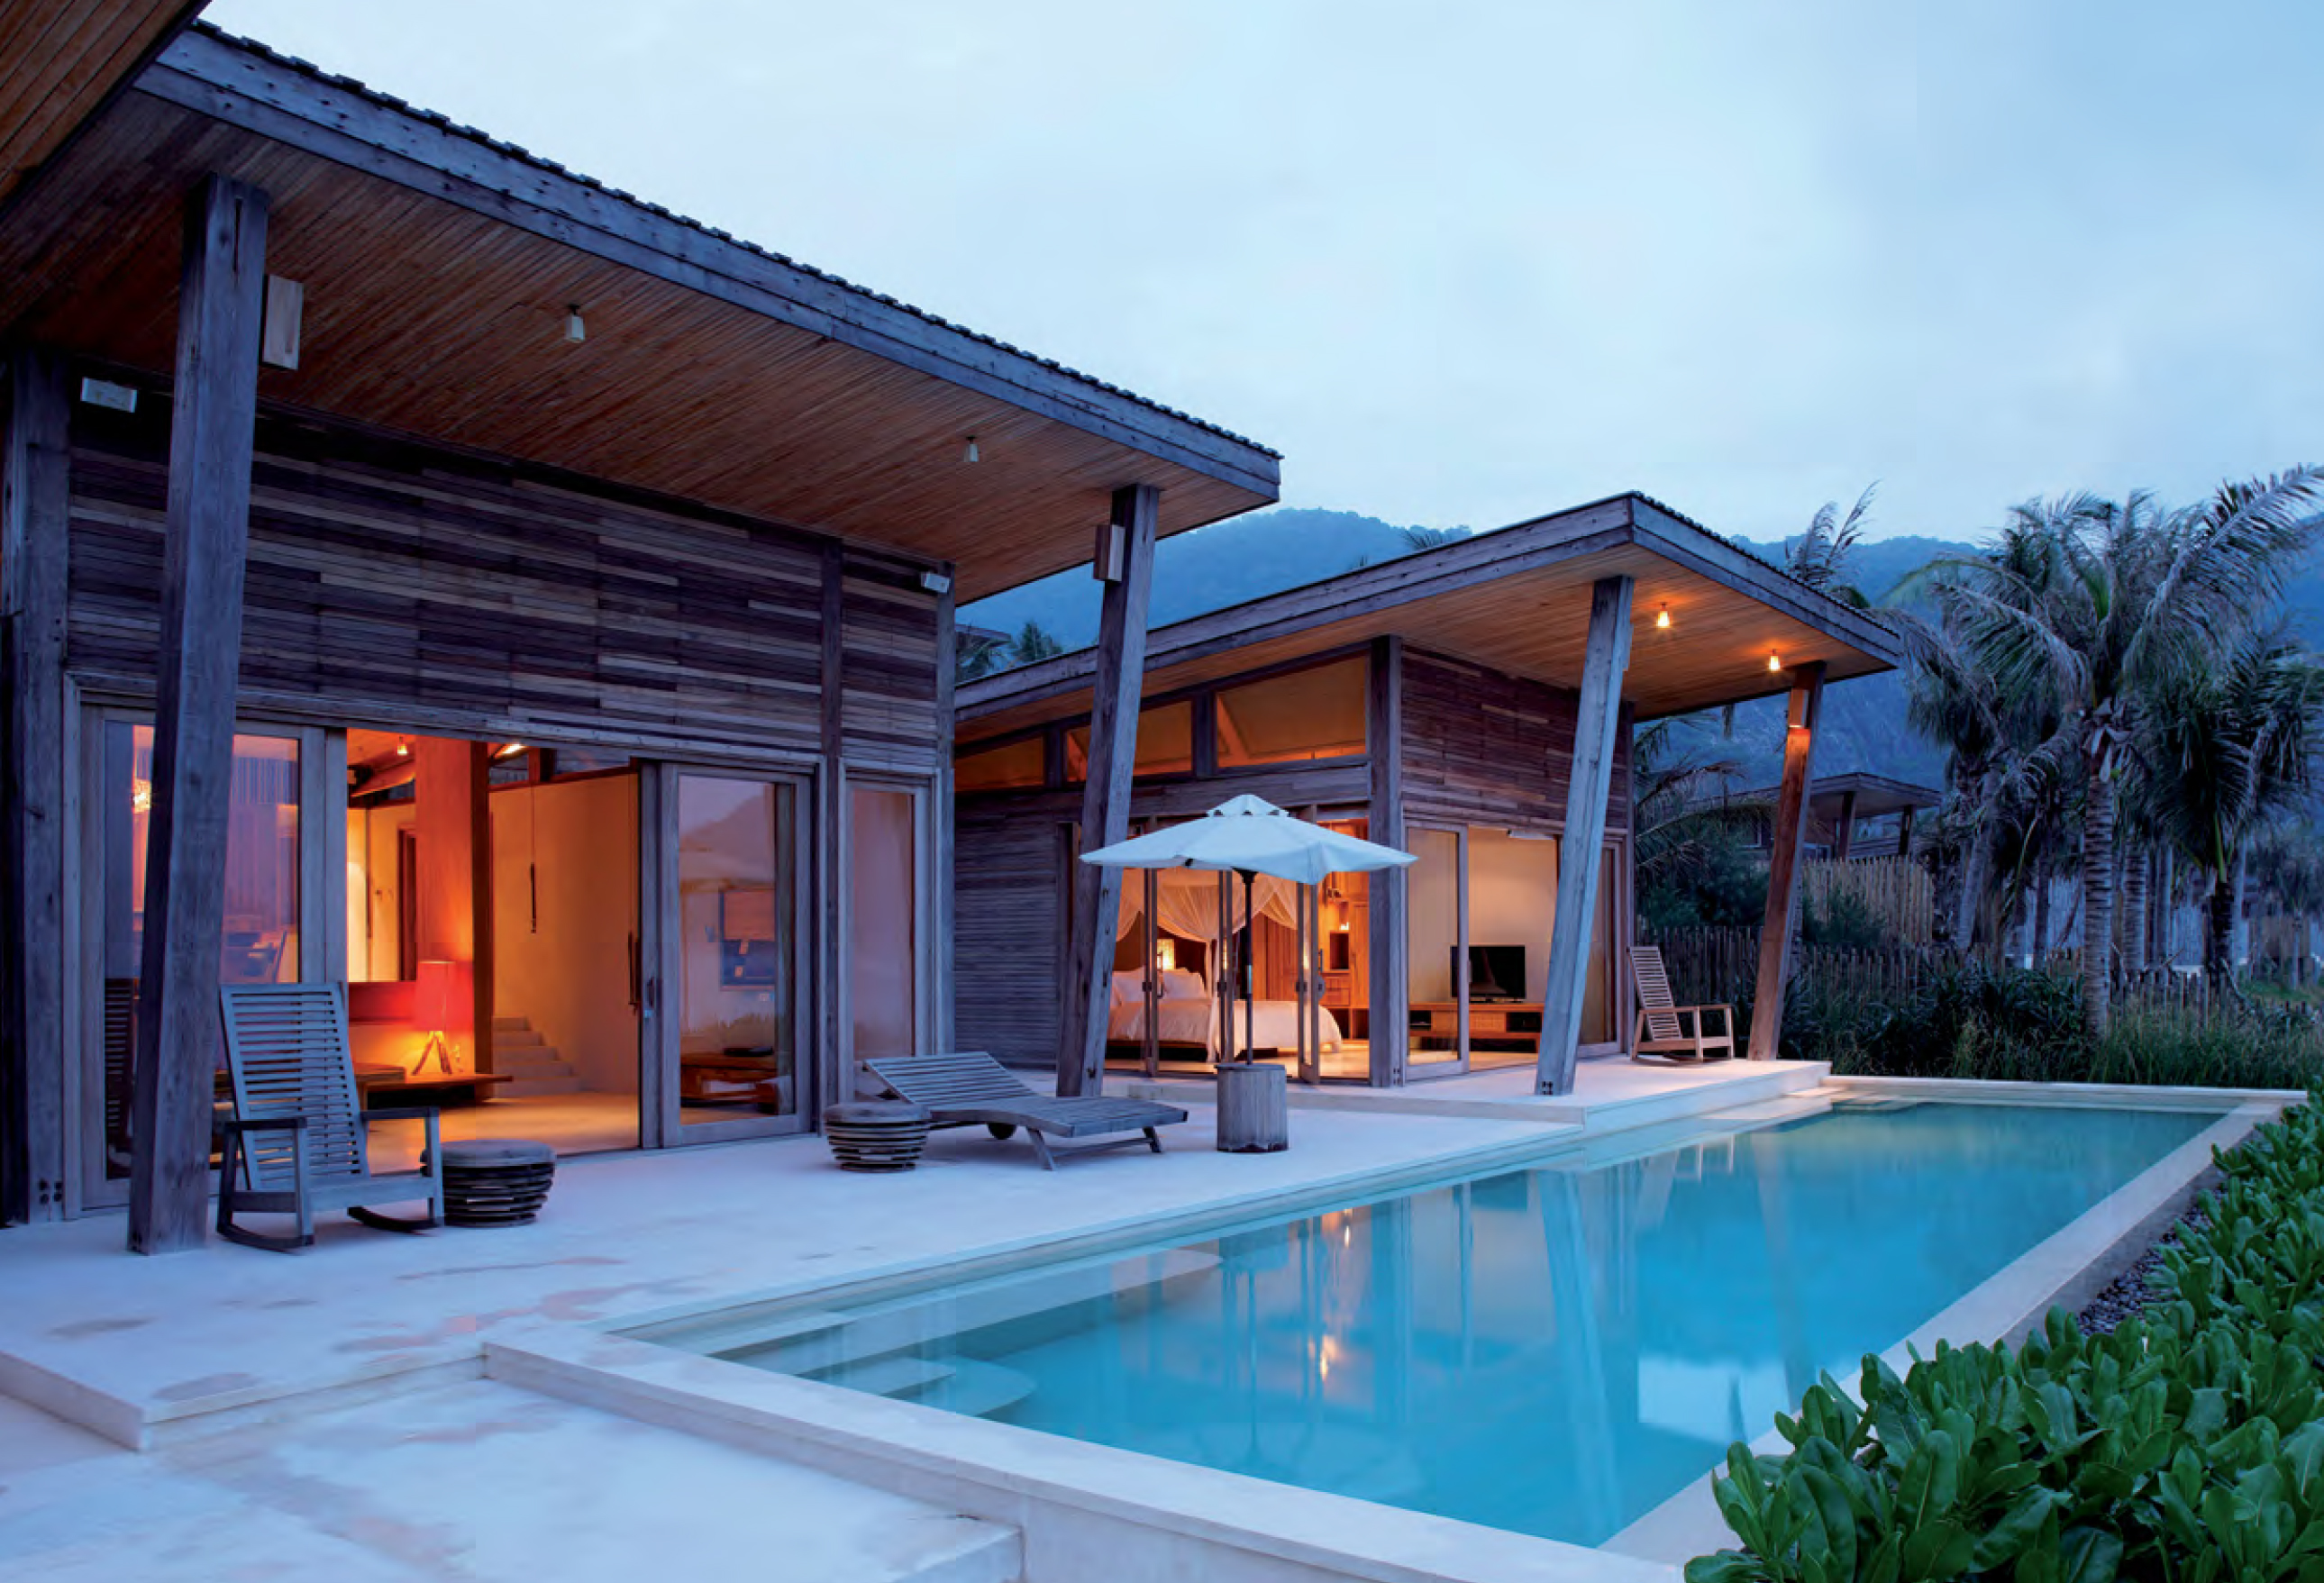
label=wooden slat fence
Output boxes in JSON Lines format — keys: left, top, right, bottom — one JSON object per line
{"left": 1800, "top": 853, "right": 1935, "bottom": 944}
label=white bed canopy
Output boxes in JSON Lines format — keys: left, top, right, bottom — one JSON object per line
{"left": 1082, "top": 796, "right": 1414, "bottom": 1070}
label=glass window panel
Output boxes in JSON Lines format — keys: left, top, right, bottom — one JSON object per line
{"left": 956, "top": 734, "right": 1046, "bottom": 792}
{"left": 676, "top": 776, "right": 798, "bottom": 1123}
{"left": 1406, "top": 828, "right": 1461, "bottom": 1068}
{"left": 1063, "top": 699, "right": 1196, "bottom": 782}
{"left": 98, "top": 723, "right": 301, "bottom": 1180}
{"left": 1215, "top": 659, "right": 1367, "bottom": 768}
{"left": 850, "top": 787, "right": 919, "bottom": 1060}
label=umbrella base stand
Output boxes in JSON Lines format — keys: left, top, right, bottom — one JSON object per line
{"left": 1215, "top": 1061, "right": 1289, "bottom": 1153}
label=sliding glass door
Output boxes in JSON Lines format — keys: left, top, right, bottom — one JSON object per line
{"left": 643, "top": 766, "right": 811, "bottom": 1143}
{"left": 76, "top": 710, "right": 331, "bottom": 1211}
{"left": 848, "top": 780, "right": 930, "bottom": 1064}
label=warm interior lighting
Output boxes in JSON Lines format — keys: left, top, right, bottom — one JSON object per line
{"left": 395, "top": 739, "right": 411, "bottom": 758}
{"left": 1154, "top": 937, "right": 1177, "bottom": 970}
{"left": 1768, "top": 653, "right": 1782, "bottom": 672}
{"left": 495, "top": 741, "right": 527, "bottom": 760}
{"left": 413, "top": 960, "right": 459, "bottom": 1076}
{"left": 1656, "top": 604, "right": 1672, "bottom": 629}
{"left": 131, "top": 778, "right": 152, "bottom": 814}
{"left": 961, "top": 435, "right": 980, "bottom": 464}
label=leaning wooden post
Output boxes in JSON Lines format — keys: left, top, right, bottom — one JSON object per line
{"left": 129, "top": 175, "right": 269, "bottom": 1254}
{"left": 1747, "top": 662, "right": 1826, "bottom": 1061}
{"left": 1059, "top": 483, "right": 1159, "bottom": 1096}
{"left": 1536, "top": 576, "right": 1633, "bottom": 1096}
{"left": 2, "top": 348, "right": 73, "bottom": 1224}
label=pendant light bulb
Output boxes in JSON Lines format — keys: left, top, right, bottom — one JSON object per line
{"left": 1768, "top": 652, "right": 1782, "bottom": 673}
{"left": 1655, "top": 604, "right": 1671, "bottom": 630}
{"left": 961, "top": 436, "right": 980, "bottom": 464}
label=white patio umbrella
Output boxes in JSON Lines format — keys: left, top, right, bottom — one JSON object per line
{"left": 1081, "top": 795, "right": 1415, "bottom": 1068}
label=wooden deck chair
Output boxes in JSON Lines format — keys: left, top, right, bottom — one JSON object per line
{"left": 217, "top": 983, "right": 445, "bottom": 1251}
{"left": 866, "top": 1053, "right": 1188, "bottom": 1170}
{"left": 1627, "top": 945, "right": 1736, "bottom": 1063}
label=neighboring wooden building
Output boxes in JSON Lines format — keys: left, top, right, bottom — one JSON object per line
{"left": 1728, "top": 771, "right": 1940, "bottom": 860}
{"left": 0, "top": 17, "right": 1278, "bottom": 1240}
{"left": 953, "top": 494, "right": 1902, "bottom": 1091}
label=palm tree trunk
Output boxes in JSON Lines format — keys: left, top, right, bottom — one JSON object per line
{"left": 1952, "top": 767, "right": 1999, "bottom": 952}
{"left": 2082, "top": 751, "right": 2114, "bottom": 1033}
{"left": 2231, "top": 855, "right": 2250, "bottom": 979}
{"left": 2206, "top": 868, "right": 2235, "bottom": 987}
{"left": 2154, "top": 847, "right": 2175, "bottom": 967}
{"left": 2032, "top": 873, "right": 2052, "bottom": 965}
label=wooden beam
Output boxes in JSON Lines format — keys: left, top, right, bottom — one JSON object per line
{"left": 1536, "top": 577, "right": 1633, "bottom": 1095}
{"left": 1, "top": 347, "right": 72, "bottom": 1224}
{"left": 820, "top": 541, "right": 845, "bottom": 1117}
{"left": 1060, "top": 484, "right": 1158, "bottom": 1096}
{"left": 1749, "top": 663, "right": 1827, "bottom": 1061}
{"left": 1830, "top": 787, "right": 1858, "bottom": 861}
{"left": 1898, "top": 805, "right": 1916, "bottom": 857}
{"left": 1366, "top": 636, "right": 1407, "bottom": 1087}
{"left": 128, "top": 174, "right": 269, "bottom": 1254}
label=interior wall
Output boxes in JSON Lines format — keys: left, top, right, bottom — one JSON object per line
{"left": 1465, "top": 828, "right": 1560, "bottom": 1003}
{"left": 349, "top": 802, "right": 415, "bottom": 981}
{"left": 491, "top": 774, "right": 641, "bottom": 1094}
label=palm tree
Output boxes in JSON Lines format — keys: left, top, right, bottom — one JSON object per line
{"left": 2247, "top": 822, "right": 2324, "bottom": 987}
{"left": 1631, "top": 718, "right": 1762, "bottom": 892}
{"left": 2137, "top": 627, "right": 2324, "bottom": 985}
{"left": 1398, "top": 525, "right": 1471, "bottom": 553}
{"left": 1787, "top": 486, "right": 1877, "bottom": 606}
{"left": 1937, "top": 472, "right": 2324, "bottom": 1031}
{"left": 1008, "top": 619, "right": 1065, "bottom": 665}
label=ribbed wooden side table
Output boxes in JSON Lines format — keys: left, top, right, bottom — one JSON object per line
{"left": 825, "top": 1102, "right": 934, "bottom": 1171}
{"left": 439, "top": 1138, "right": 557, "bottom": 1226}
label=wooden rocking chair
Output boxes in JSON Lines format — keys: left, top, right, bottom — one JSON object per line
{"left": 217, "top": 983, "right": 445, "bottom": 1252}
{"left": 1627, "top": 945, "right": 1736, "bottom": 1063}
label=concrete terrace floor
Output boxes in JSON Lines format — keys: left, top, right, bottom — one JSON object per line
{"left": 0, "top": 1058, "right": 1827, "bottom": 1582}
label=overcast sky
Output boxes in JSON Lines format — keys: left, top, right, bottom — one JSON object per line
{"left": 207, "top": 0, "right": 2324, "bottom": 548}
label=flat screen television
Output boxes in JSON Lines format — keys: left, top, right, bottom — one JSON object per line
{"left": 1455, "top": 943, "right": 1527, "bottom": 1003}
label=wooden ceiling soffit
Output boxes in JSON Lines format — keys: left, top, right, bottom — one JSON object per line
{"left": 0, "top": 0, "right": 203, "bottom": 218}
{"left": 132, "top": 30, "right": 1280, "bottom": 501}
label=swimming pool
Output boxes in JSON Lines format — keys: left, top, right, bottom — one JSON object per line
{"left": 637, "top": 1099, "right": 2215, "bottom": 1549}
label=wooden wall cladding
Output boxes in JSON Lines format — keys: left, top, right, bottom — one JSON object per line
{"left": 952, "top": 805, "right": 1065, "bottom": 1069}
{"left": 1399, "top": 648, "right": 1629, "bottom": 835}
{"left": 63, "top": 397, "right": 943, "bottom": 770}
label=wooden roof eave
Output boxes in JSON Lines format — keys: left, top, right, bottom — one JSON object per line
{"left": 958, "top": 492, "right": 1906, "bottom": 734}
{"left": 0, "top": 0, "right": 203, "bottom": 220}
{"left": 134, "top": 29, "right": 1280, "bottom": 503}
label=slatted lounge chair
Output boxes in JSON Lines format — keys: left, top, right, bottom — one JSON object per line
{"left": 1627, "top": 945, "right": 1736, "bottom": 1063}
{"left": 217, "top": 983, "right": 446, "bottom": 1251}
{"left": 865, "top": 1053, "right": 1189, "bottom": 1170}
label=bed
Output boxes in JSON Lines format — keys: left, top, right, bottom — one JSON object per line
{"left": 1103, "top": 970, "right": 1343, "bottom": 1058}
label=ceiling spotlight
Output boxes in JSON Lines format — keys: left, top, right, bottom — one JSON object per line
{"left": 961, "top": 435, "right": 980, "bottom": 464}
{"left": 1655, "top": 604, "right": 1672, "bottom": 630}
{"left": 495, "top": 741, "right": 527, "bottom": 759}
{"left": 564, "top": 305, "right": 586, "bottom": 344}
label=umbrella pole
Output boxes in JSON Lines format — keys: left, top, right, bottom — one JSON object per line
{"left": 1242, "top": 869, "right": 1257, "bottom": 1064}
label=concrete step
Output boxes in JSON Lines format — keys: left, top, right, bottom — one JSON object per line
{"left": 494, "top": 1045, "right": 572, "bottom": 1076}
{"left": 491, "top": 1014, "right": 533, "bottom": 1033}
{"left": 495, "top": 1027, "right": 548, "bottom": 1050}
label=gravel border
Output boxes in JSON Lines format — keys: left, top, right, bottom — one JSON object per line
{"left": 2077, "top": 1191, "right": 2215, "bottom": 1335}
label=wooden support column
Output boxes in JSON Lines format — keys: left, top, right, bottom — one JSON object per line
{"left": 129, "top": 175, "right": 269, "bottom": 1254}
{"left": 1748, "top": 663, "right": 1827, "bottom": 1060}
{"left": 1536, "top": 576, "right": 1633, "bottom": 1096}
{"left": 1060, "top": 483, "right": 1158, "bottom": 1096}
{"left": 1366, "top": 636, "right": 1407, "bottom": 1087}
{"left": 2, "top": 348, "right": 72, "bottom": 1224}
{"left": 1830, "top": 787, "right": 1857, "bottom": 860}
{"left": 933, "top": 568, "right": 957, "bottom": 1053}
{"left": 1897, "top": 805, "right": 1916, "bottom": 858}
{"left": 820, "top": 540, "right": 845, "bottom": 1116}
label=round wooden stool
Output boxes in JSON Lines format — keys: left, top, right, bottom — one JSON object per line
{"left": 824, "top": 1102, "right": 934, "bottom": 1172}
{"left": 439, "top": 1138, "right": 557, "bottom": 1226}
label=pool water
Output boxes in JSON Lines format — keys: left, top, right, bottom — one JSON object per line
{"left": 670, "top": 1101, "right": 2211, "bottom": 1546}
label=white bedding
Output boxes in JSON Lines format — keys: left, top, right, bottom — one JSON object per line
{"left": 1107, "top": 996, "right": 1343, "bottom": 1055}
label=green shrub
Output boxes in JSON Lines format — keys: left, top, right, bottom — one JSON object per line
{"left": 1689, "top": 1097, "right": 2324, "bottom": 1582}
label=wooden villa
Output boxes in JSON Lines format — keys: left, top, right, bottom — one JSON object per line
{"left": 0, "top": 12, "right": 1279, "bottom": 1245}
{"left": 952, "top": 494, "right": 1904, "bottom": 1093}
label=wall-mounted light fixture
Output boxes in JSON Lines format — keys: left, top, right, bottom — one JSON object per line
{"left": 918, "top": 569, "right": 952, "bottom": 596}
{"left": 564, "top": 305, "right": 586, "bottom": 344}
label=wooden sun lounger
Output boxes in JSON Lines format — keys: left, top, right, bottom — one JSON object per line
{"left": 865, "top": 1053, "right": 1189, "bottom": 1170}
{"left": 1627, "top": 944, "right": 1736, "bottom": 1063}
